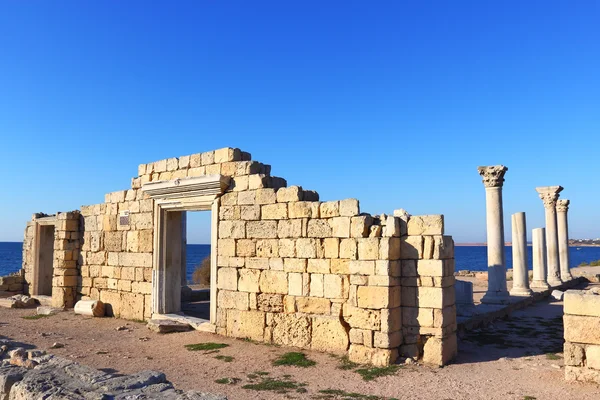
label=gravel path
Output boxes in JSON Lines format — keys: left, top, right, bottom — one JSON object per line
{"left": 1, "top": 297, "right": 599, "bottom": 399}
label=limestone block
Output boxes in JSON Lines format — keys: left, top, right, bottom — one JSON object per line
{"left": 226, "top": 309, "right": 265, "bottom": 341}
{"left": 379, "top": 237, "right": 401, "bottom": 260}
{"left": 201, "top": 150, "right": 215, "bottom": 165}
{"left": 104, "top": 232, "right": 124, "bottom": 252}
{"left": 564, "top": 315, "right": 600, "bottom": 345}
{"left": 339, "top": 238, "right": 357, "bottom": 259}
{"left": 303, "top": 190, "right": 319, "bottom": 201}
{"left": 131, "top": 281, "right": 152, "bottom": 295}
{"left": 357, "top": 286, "right": 401, "bottom": 309}
{"left": 307, "top": 219, "right": 332, "bottom": 238}
{"left": 367, "top": 276, "right": 400, "bottom": 287}
{"left": 401, "top": 236, "right": 423, "bottom": 260}
{"left": 118, "top": 279, "right": 132, "bottom": 292}
{"left": 350, "top": 215, "right": 373, "bottom": 238}
{"left": 417, "top": 260, "right": 445, "bottom": 277}
{"left": 232, "top": 175, "right": 248, "bottom": 191}
{"left": 349, "top": 260, "right": 374, "bottom": 275}
{"left": 217, "top": 268, "right": 238, "bottom": 291}
{"left": 307, "top": 259, "right": 330, "bottom": 274}
{"left": 240, "top": 205, "right": 261, "bottom": 220}
{"left": 219, "top": 205, "right": 240, "bottom": 220}
{"left": 310, "top": 273, "right": 324, "bottom": 297}
{"left": 220, "top": 161, "right": 238, "bottom": 176}
{"left": 188, "top": 153, "right": 201, "bottom": 167}
{"left": 218, "top": 290, "right": 250, "bottom": 310}
{"left": 119, "top": 252, "right": 152, "bottom": 268}
{"left": 272, "top": 314, "right": 311, "bottom": 348}
{"left": 402, "top": 307, "right": 434, "bottom": 327}
{"left": 256, "top": 239, "right": 279, "bottom": 257}
{"left": 296, "top": 238, "right": 319, "bottom": 258}
{"left": 311, "top": 316, "right": 349, "bottom": 352}
{"left": 320, "top": 201, "right": 340, "bottom": 218}
{"left": 237, "top": 190, "right": 255, "bottom": 205}
{"left": 100, "top": 290, "right": 122, "bottom": 317}
{"left": 565, "top": 365, "right": 600, "bottom": 384}
{"left": 246, "top": 221, "right": 277, "bottom": 238}
{"left": 330, "top": 217, "right": 351, "bottom": 238}
{"left": 236, "top": 239, "right": 256, "bottom": 257}
{"left": 289, "top": 201, "right": 319, "bottom": 218}
{"left": 214, "top": 147, "right": 241, "bottom": 163}
{"left": 339, "top": 199, "right": 359, "bottom": 217}
{"left": 349, "top": 344, "right": 397, "bottom": 367}
{"left": 218, "top": 221, "right": 246, "bottom": 239}
{"left": 248, "top": 174, "right": 269, "bottom": 190}
{"left": 565, "top": 290, "right": 600, "bottom": 317}
{"left": 296, "top": 297, "right": 331, "bottom": 314}
{"left": 407, "top": 215, "right": 444, "bottom": 236}
{"left": 374, "top": 331, "right": 402, "bottom": 349}
{"left": 284, "top": 258, "right": 306, "bottom": 273}
{"left": 238, "top": 269, "right": 261, "bottom": 292}
{"left": 246, "top": 258, "right": 270, "bottom": 269}
{"left": 255, "top": 188, "right": 277, "bottom": 204}
{"left": 278, "top": 219, "right": 302, "bottom": 238}
{"left": 278, "top": 239, "right": 296, "bottom": 258}
{"left": 276, "top": 186, "right": 303, "bottom": 202}
{"left": 288, "top": 273, "right": 310, "bottom": 296}
{"left": 259, "top": 270, "right": 288, "bottom": 294}
{"left": 586, "top": 346, "right": 600, "bottom": 370}
{"left": 261, "top": 203, "right": 288, "bottom": 220}
{"left": 374, "top": 260, "right": 401, "bottom": 277}
{"left": 383, "top": 216, "right": 401, "bottom": 237}
{"left": 422, "top": 334, "right": 457, "bottom": 366}
{"left": 343, "top": 304, "right": 381, "bottom": 330}
{"left": 320, "top": 238, "right": 339, "bottom": 258}
{"left": 323, "top": 274, "right": 349, "bottom": 299}
{"left": 380, "top": 307, "right": 402, "bottom": 333}
{"left": 417, "top": 287, "right": 455, "bottom": 309}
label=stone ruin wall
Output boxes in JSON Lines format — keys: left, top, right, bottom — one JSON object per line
{"left": 564, "top": 290, "right": 600, "bottom": 383}
{"left": 17, "top": 147, "right": 457, "bottom": 366}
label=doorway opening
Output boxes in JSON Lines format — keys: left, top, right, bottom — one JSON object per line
{"left": 34, "top": 223, "right": 55, "bottom": 297}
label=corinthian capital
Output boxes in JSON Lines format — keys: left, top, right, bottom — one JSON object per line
{"left": 478, "top": 165, "right": 508, "bottom": 188}
{"left": 536, "top": 186, "right": 563, "bottom": 209}
{"left": 556, "top": 199, "right": 570, "bottom": 213}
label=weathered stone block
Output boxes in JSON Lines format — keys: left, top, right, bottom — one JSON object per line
{"left": 271, "top": 314, "right": 311, "bottom": 348}
{"left": 330, "top": 259, "right": 350, "bottom": 275}
{"left": 217, "top": 239, "right": 236, "bottom": 257}
{"left": 407, "top": 215, "right": 444, "bottom": 236}
{"left": 217, "top": 268, "right": 238, "bottom": 291}
{"left": 357, "top": 238, "right": 379, "bottom": 260}
{"left": 296, "top": 297, "right": 331, "bottom": 314}
{"left": 310, "top": 273, "right": 324, "bottom": 297}
{"left": 320, "top": 201, "right": 339, "bottom": 218}
{"left": 417, "top": 287, "right": 455, "bottom": 308}
{"left": 259, "top": 270, "right": 288, "bottom": 294}
{"left": 256, "top": 239, "right": 279, "bottom": 257}
{"left": 565, "top": 290, "right": 600, "bottom": 317}
{"left": 349, "top": 260, "right": 374, "bottom": 275}
{"left": 261, "top": 203, "right": 287, "bottom": 220}
{"left": 214, "top": 147, "right": 241, "bottom": 163}
{"left": 374, "top": 331, "right": 402, "bottom": 349}
{"left": 240, "top": 205, "right": 261, "bottom": 220}
{"left": 343, "top": 305, "right": 381, "bottom": 330}
{"left": 246, "top": 221, "right": 277, "bottom": 238}
{"left": 246, "top": 258, "right": 270, "bottom": 269}
{"left": 278, "top": 219, "right": 302, "bottom": 238}
{"left": 218, "top": 290, "right": 249, "bottom": 310}
{"left": 219, "top": 221, "right": 246, "bottom": 239}
{"left": 564, "top": 315, "right": 600, "bottom": 345}
{"left": 330, "top": 217, "right": 351, "bottom": 238}
{"left": 401, "top": 236, "right": 423, "bottom": 259}
{"left": 350, "top": 215, "right": 372, "bottom": 238}
{"left": 238, "top": 269, "right": 261, "bottom": 292}
{"left": 307, "top": 219, "right": 333, "bottom": 238}
{"left": 311, "top": 317, "right": 349, "bottom": 352}
{"left": 226, "top": 309, "right": 265, "bottom": 341}
{"left": 276, "top": 186, "right": 303, "bottom": 202}
{"left": 349, "top": 344, "right": 397, "bottom": 367}
{"left": 257, "top": 293, "right": 284, "bottom": 312}
{"left": 279, "top": 239, "right": 296, "bottom": 258}
{"left": 323, "top": 274, "right": 348, "bottom": 299}
{"left": 255, "top": 188, "right": 277, "bottom": 204}
{"left": 417, "top": 260, "right": 445, "bottom": 277}
{"left": 288, "top": 201, "right": 319, "bottom": 218}
{"left": 284, "top": 258, "right": 306, "bottom": 273}
{"left": 296, "top": 238, "right": 319, "bottom": 258}
{"left": 339, "top": 238, "right": 357, "bottom": 259}
{"left": 339, "top": 199, "right": 359, "bottom": 217}
{"left": 422, "top": 334, "right": 457, "bottom": 366}
{"left": 357, "top": 286, "right": 401, "bottom": 309}
{"left": 307, "top": 259, "right": 330, "bottom": 274}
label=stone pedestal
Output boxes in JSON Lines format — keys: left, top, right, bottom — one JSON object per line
{"left": 478, "top": 165, "right": 509, "bottom": 304}
{"left": 510, "top": 212, "right": 532, "bottom": 296}
{"left": 557, "top": 199, "right": 573, "bottom": 282}
{"left": 536, "top": 186, "right": 563, "bottom": 287}
{"left": 530, "top": 227, "right": 550, "bottom": 289}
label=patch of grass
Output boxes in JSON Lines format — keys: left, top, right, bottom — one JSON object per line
{"left": 242, "top": 378, "right": 302, "bottom": 392}
{"left": 215, "top": 355, "right": 234, "bottom": 362}
{"left": 545, "top": 353, "right": 561, "bottom": 360}
{"left": 184, "top": 342, "right": 229, "bottom": 351}
{"left": 246, "top": 373, "right": 258, "bottom": 379}
{"left": 215, "top": 377, "right": 240, "bottom": 385}
{"left": 355, "top": 365, "right": 400, "bottom": 381}
{"left": 255, "top": 371, "right": 269, "bottom": 376}
{"left": 337, "top": 356, "right": 360, "bottom": 370}
{"left": 523, "top": 396, "right": 537, "bottom": 400}
{"left": 319, "top": 389, "right": 381, "bottom": 399}
{"left": 22, "top": 314, "right": 50, "bottom": 320}
{"left": 272, "top": 352, "right": 316, "bottom": 368}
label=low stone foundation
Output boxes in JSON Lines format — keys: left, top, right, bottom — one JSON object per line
{"left": 0, "top": 274, "right": 23, "bottom": 293}
{"left": 563, "top": 289, "right": 600, "bottom": 384}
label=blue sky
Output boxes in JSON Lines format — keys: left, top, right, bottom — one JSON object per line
{"left": 0, "top": 1, "right": 598, "bottom": 244}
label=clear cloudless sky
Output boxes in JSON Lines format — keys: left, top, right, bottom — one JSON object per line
{"left": 0, "top": 1, "right": 598, "bottom": 244}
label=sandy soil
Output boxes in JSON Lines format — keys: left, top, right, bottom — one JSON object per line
{"left": 1, "top": 299, "right": 600, "bottom": 400}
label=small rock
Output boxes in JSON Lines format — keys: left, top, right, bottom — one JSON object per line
{"left": 50, "top": 342, "right": 64, "bottom": 349}
{"left": 403, "top": 357, "right": 415, "bottom": 365}
{"left": 116, "top": 326, "right": 130, "bottom": 332}
{"left": 551, "top": 290, "right": 564, "bottom": 301}
{"left": 147, "top": 319, "right": 192, "bottom": 334}
{"left": 138, "top": 337, "right": 150, "bottom": 342}
{"left": 96, "top": 350, "right": 109, "bottom": 355}
{"left": 9, "top": 348, "right": 26, "bottom": 359}
{"left": 9, "top": 357, "right": 38, "bottom": 369}
{"left": 551, "top": 364, "right": 561, "bottom": 369}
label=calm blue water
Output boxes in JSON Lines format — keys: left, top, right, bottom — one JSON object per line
{"left": 2, "top": 242, "right": 600, "bottom": 280}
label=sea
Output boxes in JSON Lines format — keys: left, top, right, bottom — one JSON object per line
{"left": 1, "top": 242, "right": 600, "bottom": 283}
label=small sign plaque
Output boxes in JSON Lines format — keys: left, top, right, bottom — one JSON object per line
{"left": 119, "top": 211, "right": 130, "bottom": 226}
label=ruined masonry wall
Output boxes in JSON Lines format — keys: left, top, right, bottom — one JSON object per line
{"left": 19, "top": 147, "right": 457, "bottom": 366}
{"left": 564, "top": 290, "right": 600, "bottom": 384}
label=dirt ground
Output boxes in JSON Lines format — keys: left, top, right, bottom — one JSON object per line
{"left": 1, "top": 298, "right": 600, "bottom": 400}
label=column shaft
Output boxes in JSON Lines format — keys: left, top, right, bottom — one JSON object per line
{"left": 557, "top": 200, "right": 572, "bottom": 281}
{"left": 510, "top": 212, "right": 531, "bottom": 296}
{"left": 545, "top": 207, "right": 562, "bottom": 286}
{"left": 531, "top": 227, "right": 550, "bottom": 289}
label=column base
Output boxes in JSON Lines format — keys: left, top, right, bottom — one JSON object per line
{"left": 561, "top": 274, "right": 574, "bottom": 282}
{"left": 548, "top": 278, "right": 563, "bottom": 287}
{"left": 510, "top": 287, "right": 533, "bottom": 296}
{"left": 481, "top": 291, "right": 510, "bottom": 304}
{"left": 530, "top": 280, "right": 550, "bottom": 289}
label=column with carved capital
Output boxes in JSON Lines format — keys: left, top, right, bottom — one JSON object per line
{"left": 536, "top": 186, "right": 563, "bottom": 286}
{"left": 557, "top": 199, "right": 573, "bottom": 281}
{"left": 478, "top": 165, "right": 510, "bottom": 303}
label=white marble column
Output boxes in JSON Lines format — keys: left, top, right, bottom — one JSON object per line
{"left": 530, "top": 227, "right": 550, "bottom": 289}
{"left": 536, "top": 186, "right": 563, "bottom": 286}
{"left": 510, "top": 212, "right": 532, "bottom": 296}
{"left": 557, "top": 199, "right": 573, "bottom": 281}
{"left": 478, "top": 165, "right": 510, "bottom": 304}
